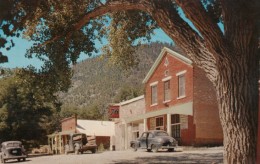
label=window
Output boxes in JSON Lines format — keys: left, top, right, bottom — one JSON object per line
{"left": 178, "top": 74, "right": 186, "bottom": 97}
{"left": 164, "top": 80, "right": 171, "bottom": 102}
{"left": 171, "top": 114, "right": 180, "bottom": 138}
{"left": 151, "top": 85, "right": 158, "bottom": 105}
{"left": 155, "top": 117, "right": 164, "bottom": 130}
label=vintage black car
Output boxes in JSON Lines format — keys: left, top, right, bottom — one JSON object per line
{"left": 130, "top": 130, "right": 178, "bottom": 152}
{"left": 0, "top": 141, "right": 27, "bottom": 163}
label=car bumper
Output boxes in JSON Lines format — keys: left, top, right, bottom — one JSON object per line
{"left": 160, "top": 145, "right": 177, "bottom": 149}
{"left": 3, "top": 155, "right": 27, "bottom": 160}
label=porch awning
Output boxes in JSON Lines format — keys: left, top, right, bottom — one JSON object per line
{"left": 124, "top": 101, "right": 193, "bottom": 123}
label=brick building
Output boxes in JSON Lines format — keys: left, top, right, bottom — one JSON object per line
{"left": 142, "top": 47, "right": 223, "bottom": 146}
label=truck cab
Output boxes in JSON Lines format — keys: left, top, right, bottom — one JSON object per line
{"left": 64, "top": 133, "right": 97, "bottom": 154}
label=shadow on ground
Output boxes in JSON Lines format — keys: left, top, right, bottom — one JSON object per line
{"left": 112, "top": 152, "right": 223, "bottom": 164}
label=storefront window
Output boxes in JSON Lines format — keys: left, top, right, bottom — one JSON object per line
{"left": 155, "top": 117, "right": 164, "bottom": 130}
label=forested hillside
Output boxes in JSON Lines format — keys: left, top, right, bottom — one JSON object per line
{"left": 58, "top": 42, "right": 180, "bottom": 119}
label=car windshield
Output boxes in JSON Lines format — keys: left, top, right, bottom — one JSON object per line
{"left": 155, "top": 132, "right": 169, "bottom": 136}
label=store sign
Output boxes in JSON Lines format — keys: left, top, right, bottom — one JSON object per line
{"left": 108, "top": 105, "right": 119, "bottom": 118}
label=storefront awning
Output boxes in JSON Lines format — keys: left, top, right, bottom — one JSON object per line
{"left": 124, "top": 101, "right": 193, "bottom": 123}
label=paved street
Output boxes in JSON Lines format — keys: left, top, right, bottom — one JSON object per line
{"left": 4, "top": 147, "right": 223, "bottom": 164}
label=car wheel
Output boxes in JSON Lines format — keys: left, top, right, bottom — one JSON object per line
{"left": 17, "top": 158, "right": 21, "bottom": 162}
{"left": 168, "top": 148, "right": 174, "bottom": 152}
{"left": 23, "top": 158, "right": 26, "bottom": 161}
{"left": 151, "top": 145, "right": 158, "bottom": 153}
{"left": 131, "top": 143, "right": 137, "bottom": 152}
{"left": 1, "top": 157, "right": 5, "bottom": 164}
{"left": 147, "top": 149, "right": 151, "bottom": 152}
{"left": 91, "top": 149, "right": 96, "bottom": 154}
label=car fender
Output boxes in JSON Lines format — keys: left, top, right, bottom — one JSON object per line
{"left": 130, "top": 141, "right": 141, "bottom": 148}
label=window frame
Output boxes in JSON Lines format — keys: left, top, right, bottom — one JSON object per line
{"left": 171, "top": 114, "right": 181, "bottom": 138}
{"left": 163, "top": 80, "right": 171, "bottom": 102}
{"left": 176, "top": 71, "right": 186, "bottom": 99}
{"left": 155, "top": 116, "right": 164, "bottom": 130}
{"left": 150, "top": 83, "right": 158, "bottom": 106}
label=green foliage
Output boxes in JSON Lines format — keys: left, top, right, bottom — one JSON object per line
{"left": 102, "top": 11, "right": 157, "bottom": 69}
{"left": 0, "top": 68, "right": 62, "bottom": 145}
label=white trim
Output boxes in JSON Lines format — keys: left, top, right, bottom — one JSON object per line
{"left": 150, "top": 81, "right": 158, "bottom": 86}
{"left": 163, "top": 100, "right": 171, "bottom": 104}
{"left": 177, "top": 95, "right": 186, "bottom": 99}
{"left": 150, "top": 103, "right": 158, "bottom": 107}
{"left": 124, "top": 102, "right": 193, "bottom": 123}
{"left": 176, "top": 70, "right": 187, "bottom": 76}
{"left": 143, "top": 47, "right": 192, "bottom": 84}
{"left": 120, "top": 95, "right": 144, "bottom": 106}
{"left": 162, "top": 76, "right": 172, "bottom": 82}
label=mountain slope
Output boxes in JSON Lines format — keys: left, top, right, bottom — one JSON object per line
{"left": 59, "top": 42, "right": 178, "bottom": 114}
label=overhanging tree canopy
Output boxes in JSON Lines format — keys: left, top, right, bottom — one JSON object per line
{"left": 0, "top": 0, "right": 259, "bottom": 163}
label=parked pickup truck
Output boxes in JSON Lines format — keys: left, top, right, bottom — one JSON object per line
{"left": 65, "top": 133, "right": 97, "bottom": 154}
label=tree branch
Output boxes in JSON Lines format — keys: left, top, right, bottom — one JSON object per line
{"left": 175, "top": 0, "right": 227, "bottom": 58}
{"left": 41, "top": 0, "right": 219, "bottom": 81}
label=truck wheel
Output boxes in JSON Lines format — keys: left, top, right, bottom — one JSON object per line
{"left": 91, "top": 149, "right": 96, "bottom": 154}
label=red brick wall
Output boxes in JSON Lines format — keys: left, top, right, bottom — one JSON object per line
{"left": 180, "top": 115, "right": 195, "bottom": 145}
{"left": 193, "top": 66, "right": 223, "bottom": 146}
{"left": 61, "top": 116, "right": 77, "bottom": 132}
{"left": 145, "top": 52, "right": 193, "bottom": 112}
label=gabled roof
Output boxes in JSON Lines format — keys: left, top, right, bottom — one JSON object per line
{"left": 142, "top": 47, "right": 192, "bottom": 83}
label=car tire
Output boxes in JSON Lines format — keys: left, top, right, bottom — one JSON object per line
{"left": 131, "top": 143, "right": 137, "bottom": 152}
{"left": 91, "top": 149, "right": 96, "bottom": 154}
{"left": 18, "top": 158, "right": 21, "bottom": 162}
{"left": 151, "top": 145, "right": 158, "bottom": 153}
{"left": 168, "top": 148, "right": 174, "bottom": 152}
{"left": 147, "top": 149, "right": 151, "bottom": 152}
{"left": 1, "top": 157, "right": 5, "bottom": 164}
{"left": 23, "top": 158, "right": 26, "bottom": 161}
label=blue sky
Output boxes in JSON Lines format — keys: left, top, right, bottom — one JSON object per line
{"left": 0, "top": 28, "right": 173, "bottom": 69}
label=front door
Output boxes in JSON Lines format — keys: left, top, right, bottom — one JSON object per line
{"left": 171, "top": 114, "right": 181, "bottom": 141}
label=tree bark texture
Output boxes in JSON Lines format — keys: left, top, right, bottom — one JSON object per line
{"left": 46, "top": 0, "right": 260, "bottom": 163}
{"left": 216, "top": 57, "right": 258, "bottom": 164}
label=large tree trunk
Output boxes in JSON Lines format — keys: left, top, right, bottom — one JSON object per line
{"left": 215, "top": 55, "right": 258, "bottom": 163}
